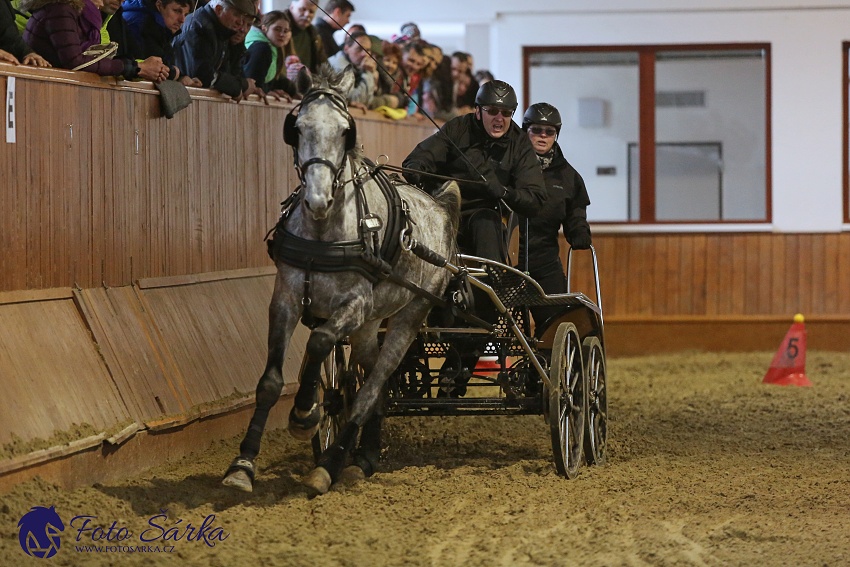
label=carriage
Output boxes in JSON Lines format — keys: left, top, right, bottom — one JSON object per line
{"left": 222, "top": 65, "right": 608, "bottom": 495}
{"left": 311, "top": 246, "right": 607, "bottom": 479}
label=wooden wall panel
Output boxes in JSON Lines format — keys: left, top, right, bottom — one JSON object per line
{"left": 74, "top": 286, "right": 190, "bottom": 421}
{"left": 0, "top": 293, "right": 131, "bottom": 445}
{"left": 560, "top": 232, "right": 850, "bottom": 319}
{"left": 0, "top": 70, "right": 438, "bottom": 295}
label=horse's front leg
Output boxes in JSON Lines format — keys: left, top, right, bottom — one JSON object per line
{"left": 303, "top": 300, "right": 432, "bottom": 494}
{"left": 288, "top": 294, "right": 369, "bottom": 441}
{"left": 223, "top": 279, "right": 299, "bottom": 492}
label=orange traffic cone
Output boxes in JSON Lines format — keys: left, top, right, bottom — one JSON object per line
{"left": 762, "top": 313, "right": 812, "bottom": 387}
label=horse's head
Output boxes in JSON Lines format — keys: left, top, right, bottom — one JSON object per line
{"left": 285, "top": 65, "right": 357, "bottom": 221}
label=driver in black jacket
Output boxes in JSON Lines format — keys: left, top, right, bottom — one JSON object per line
{"left": 402, "top": 80, "right": 546, "bottom": 263}
{"left": 403, "top": 80, "right": 546, "bottom": 396}
{"left": 518, "top": 102, "right": 592, "bottom": 332}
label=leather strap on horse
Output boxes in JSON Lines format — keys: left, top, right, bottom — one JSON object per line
{"left": 268, "top": 159, "right": 407, "bottom": 283}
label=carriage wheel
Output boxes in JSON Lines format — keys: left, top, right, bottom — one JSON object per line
{"left": 582, "top": 336, "right": 608, "bottom": 465}
{"left": 311, "top": 344, "right": 359, "bottom": 462}
{"left": 548, "top": 322, "right": 587, "bottom": 479}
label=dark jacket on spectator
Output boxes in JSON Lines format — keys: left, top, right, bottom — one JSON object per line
{"left": 22, "top": 0, "right": 139, "bottom": 77}
{"left": 172, "top": 3, "right": 246, "bottom": 97}
{"left": 288, "top": 15, "right": 324, "bottom": 73}
{"left": 403, "top": 112, "right": 546, "bottom": 217}
{"left": 242, "top": 27, "right": 296, "bottom": 95}
{"left": 1, "top": 0, "right": 33, "bottom": 59}
{"left": 121, "top": 0, "right": 179, "bottom": 79}
{"left": 312, "top": 17, "right": 337, "bottom": 58}
{"left": 101, "top": 6, "right": 138, "bottom": 60}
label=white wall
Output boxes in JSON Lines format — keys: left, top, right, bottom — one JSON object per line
{"left": 494, "top": 8, "right": 850, "bottom": 232}
{"left": 272, "top": 2, "right": 850, "bottom": 233}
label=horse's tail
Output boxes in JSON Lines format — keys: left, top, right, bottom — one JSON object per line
{"left": 433, "top": 180, "right": 461, "bottom": 244}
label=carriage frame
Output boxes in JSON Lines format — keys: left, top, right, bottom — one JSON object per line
{"left": 311, "top": 246, "right": 608, "bottom": 479}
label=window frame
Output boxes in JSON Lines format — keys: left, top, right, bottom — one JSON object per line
{"left": 522, "top": 43, "right": 772, "bottom": 225}
{"left": 841, "top": 41, "right": 850, "bottom": 224}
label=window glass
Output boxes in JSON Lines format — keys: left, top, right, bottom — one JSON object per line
{"left": 655, "top": 49, "right": 766, "bottom": 221}
{"left": 529, "top": 51, "right": 639, "bottom": 222}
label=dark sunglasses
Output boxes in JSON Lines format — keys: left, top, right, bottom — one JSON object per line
{"left": 529, "top": 125, "right": 557, "bottom": 137}
{"left": 482, "top": 107, "right": 513, "bottom": 118}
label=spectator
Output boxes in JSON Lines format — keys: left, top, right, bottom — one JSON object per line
{"left": 10, "top": 0, "right": 29, "bottom": 33}
{"left": 377, "top": 40, "right": 401, "bottom": 98}
{"left": 22, "top": 0, "right": 167, "bottom": 80}
{"left": 420, "top": 44, "right": 454, "bottom": 120}
{"left": 474, "top": 68, "right": 493, "bottom": 85}
{"left": 100, "top": 0, "right": 139, "bottom": 60}
{"left": 286, "top": 0, "right": 325, "bottom": 72}
{"left": 345, "top": 22, "right": 363, "bottom": 35}
{"left": 392, "top": 20, "right": 419, "bottom": 44}
{"left": 519, "top": 102, "right": 592, "bottom": 330}
{"left": 312, "top": 0, "right": 351, "bottom": 59}
{"left": 173, "top": 0, "right": 265, "bottom": 100}
{"left": 451, "top": 51, "right": 477, "bottom": 112}
{"left": 121, "top": 0, "right": 200, "bottom": 85}
{"left": 243, "top": 10, "right": 298, "bottom": 98}
{"left": 399, "top": 39, "right": 427, "bottom": 114}
{"left": 1, "top": 0, "right": 49, "bottom": 65}
{"left": 327, "top": 30, "right": 396, "bottom": 109}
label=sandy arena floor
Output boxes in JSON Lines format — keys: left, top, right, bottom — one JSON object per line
{"left": 2, "top": 350, "right": 850, "bottom": 566}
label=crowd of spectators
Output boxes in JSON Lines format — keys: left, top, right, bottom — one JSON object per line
{"left": 0, "top": 0, "right": 495, "bottom": 121}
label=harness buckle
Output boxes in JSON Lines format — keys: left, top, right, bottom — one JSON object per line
{"left": 360, "top": 214, "right": 383, "bottom": 232}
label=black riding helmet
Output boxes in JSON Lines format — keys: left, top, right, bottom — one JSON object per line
{"left": 474, "top": 80, "right": 518, "bottom": 110}
{"left": 522, "top": 102, "right": 562, "bottom": 134}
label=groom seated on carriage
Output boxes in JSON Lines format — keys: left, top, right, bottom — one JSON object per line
{"left": 402, "top": 79, "right": 546, "bottom": 396}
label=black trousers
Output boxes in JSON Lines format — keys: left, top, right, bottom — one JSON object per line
{"left": 457, "top": 208, "right": 505, "bottom": 325}
{"left": 529, "top": 258, "right": 569, "bottom": 335}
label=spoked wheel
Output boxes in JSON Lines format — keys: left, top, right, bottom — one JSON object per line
{"left": 582, "top": 336, "right": 608, "bottom": 465}
{"left": 311, "top": 343, "right": 360, "bottom": 462}
{"left": 548, "top": 322, "right": 587, "bottom": 479}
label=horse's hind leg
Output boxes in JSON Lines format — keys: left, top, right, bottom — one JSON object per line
{"left": 223, "top": 285, "right": 298, "bottom": 493}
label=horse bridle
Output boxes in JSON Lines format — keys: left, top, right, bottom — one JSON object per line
{"left": 286, "top": 88, "right": 355, "bottom": 195}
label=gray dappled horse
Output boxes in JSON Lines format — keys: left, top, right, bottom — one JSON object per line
{"left": 222, "top": 65, "right": 460, "bottom": 495}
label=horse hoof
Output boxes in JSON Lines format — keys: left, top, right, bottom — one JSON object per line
{"left": 338, "top": 465, "right": 366, "bottom": 484}
{"left": 222, "top": 469, "right": 253, "bottom": 493}
{"left": 302, "top": 467, "right": 332, "bottom": 495}
{"left": 288, "top": 405, "right": 321, "bottom": 442}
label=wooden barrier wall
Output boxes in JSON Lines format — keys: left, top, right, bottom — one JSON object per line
{"left": 0, "top": 66, "right": 436, "bottom": 490}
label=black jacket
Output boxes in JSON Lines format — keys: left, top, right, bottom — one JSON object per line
{"left": 122, "top": 0, "right": 179, "bottom": 78}
{"left": 313, "top": 17, "right": 338, "bottom": 58}
{"left": 242, "top": 42, "right": 297, "bottom": 95}
{"left": 103, "top": 7, "right": 139, "bottom": 61}
{"left": 402, "top": 113, "right": 546, "bottom": 217}
{"left": 519, "top": 144, "right": 591, "bottom": 271}
{"left": 1, "top": 0, "right": 32, "bottom": 60}
{"left": 172, "top": 4, "right": 246, "bottom": 97}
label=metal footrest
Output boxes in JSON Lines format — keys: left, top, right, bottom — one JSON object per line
{"left": 386, "top": 396, "right": 541, "bottom": 416}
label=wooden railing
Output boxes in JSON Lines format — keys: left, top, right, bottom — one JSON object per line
{"left": 0, "top": 65, "right": 435, "bottom": 292}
